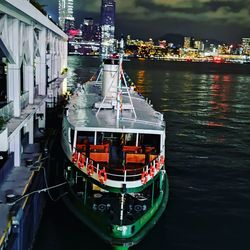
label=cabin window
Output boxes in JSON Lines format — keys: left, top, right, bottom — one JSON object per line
{"left": 139, "top": 134, "right": 160, "bottom": 153}
{"left": 101, "top": 132, "right": 121, "bottom": 145}
{"left": 77, "top": 131, "right": 95, "bottom": 145}
{"left": 74, "top": 131, "right": 95, "bottom": 155}
{"left": 124, "top": 133, "right": 136, "bottom": 145}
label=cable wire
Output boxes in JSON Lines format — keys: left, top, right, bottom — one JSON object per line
{"left": 9, "top": 182, "right": 68, "bottom": 205}
{"left": 40, "top": 166, "right": 68, "bottom": 202}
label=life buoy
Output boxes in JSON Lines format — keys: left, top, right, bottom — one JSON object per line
{"left": 141, "top": 171, "right": 148, "bottom": 184}
{"left": 98, "top": 169, "right": 107, "bottom": 184}
{"left": 149, "top": 165, "right": 155, "bottom": 177}
{"left": 87, "top": 160, "right": 94, "bottom": 176}
{"left": 72, "top": 152, "right": 78, "bottom": 164}
{"left": 160, "top": 155, "right": 165, "bottom": 164}
{"left": 78, "top": 154, "right": 85, "bottom": 169}
{"left": 155, "top": 160, "right": 161, "bottom": 171}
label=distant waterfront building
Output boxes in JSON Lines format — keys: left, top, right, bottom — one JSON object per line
{"left": 93, "top": 24, "right": 101, "bottom": 42}
{"left": 218, "top": 44, "right": 230, "bottom": 54}
{"left": 194, "top": 40, "right": 204, "bottom": 52}
{"left": 184, "top": 36, "right": 195, "bottom": 49}
{"left": 159, "top": 40, "right": 167, "bottom": 49}
{"left": 100, "top": 0, "right": 116, "bottom": 57}
{"left": 59, "top": 0, "right": 74, "bottom": 31}
{"left": 82, "top": 18, "right": 94, "bottom": 41}
{"left": 183, "top": 37, "right": 191, "bottom": 49}
{"left": 79, "top": 19, "right": 101, "bottom": 42}
{"left": 84, "top": 18, "right": 94, "bottom": 26}
{"left": 242, "top": 38, "right": 250, "bottom": 55}
{"left": 126, "top": 35, "right": 131, "bottom": 45}
{"left": 64, "top": 17, "right": 75, "bottom": 31}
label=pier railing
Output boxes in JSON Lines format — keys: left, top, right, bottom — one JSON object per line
{"left": 34, "top": 85, "right": 39, "bottom": 98}
{"left": 0, "top": 101, "right": 14, "bottom": 123}
{"left": 20, "top": 91, "right": 29, "bottom": 109}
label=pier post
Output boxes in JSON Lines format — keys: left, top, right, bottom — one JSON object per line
{"left": 28, "top": 116, "right": 34, "bottom": 144}
{"left": 6, "top": 18, "right": 21, "bottom": 117}
{"left": 46, "top": 53, "right": 52, "bottom": 82}
{"left": 26, "top": 65, "right": 34, "bottom": 104}
{"left": 51, "top": 55, "right": 55, "bottom": 80}
{"left": 37, "top": 102, "right": 46, "bottom": 129}
{"left": 7, "top": 64, "right": 21, "bottom": 117}
{"left": 10, "top": 130, "right": 21, "bottom": 167}
{"left": 36, "top": 28, "right": 46, "bottom": 96}
{"left": 25, "top": 25, "right": 34, "bottom": 104}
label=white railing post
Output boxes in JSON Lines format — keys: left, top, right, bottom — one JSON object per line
{"left": 123, "top": 170, "right": 127, "bottom": 183}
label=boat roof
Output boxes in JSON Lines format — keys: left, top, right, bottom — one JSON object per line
{"left": 66, "top": 80, "right": 165, "bottom": 134}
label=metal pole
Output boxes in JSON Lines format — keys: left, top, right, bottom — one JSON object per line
{"left": 120, "top": 193, "right": 125, "bottom": 225}
{"left": 116, "top": 55, "right": 123, "bottom": 121}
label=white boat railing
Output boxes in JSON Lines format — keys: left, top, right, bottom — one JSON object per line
{"left": 71, "top": 151, "right": 165, "bottom": 188}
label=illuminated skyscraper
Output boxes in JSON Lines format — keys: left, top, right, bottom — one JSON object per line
{"left": 100, "top": 0, "right": 116, "bottom": 57}
{"left": 184, "top": 36, "right": 195, "bottom": 49}
{"left": 59, "top": 0, "right": 74, "bottom": 30}
{"left": 184, "top": 37, "right": 191, "bottom": 49}
{"left": 242, "top": 38, "right": 250, "bottom": 55}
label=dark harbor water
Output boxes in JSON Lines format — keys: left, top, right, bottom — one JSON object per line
{"left": 34, "top": 57, "right": 250, "bottom": 250}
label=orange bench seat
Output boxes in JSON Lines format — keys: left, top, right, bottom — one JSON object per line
{"left": 90, "top": 144, "right": 109, "bottom": 153}
{"left": 126, "top": 153, "right": 145, "bottom": 164}
{"left": 76, "top": 144, "right": 87, "bottom": 151}
{"left": 90, "top": 152, "right": 109, "bottom": 163}
{"left": 122, "top": 146, "right": 142, "bottom": 153}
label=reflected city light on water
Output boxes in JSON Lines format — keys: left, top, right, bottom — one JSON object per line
{"left": 135, "top": 70, "right": 146, "bottom": 93}
{"left": 208, "top": 74, "right": 232, "bottom": 126}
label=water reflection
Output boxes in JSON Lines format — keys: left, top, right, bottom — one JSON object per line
{"left": 208, "top": 74, "right": 232, "bottom": 127}
{"left": 67, "top": 56, "right": 100, "bottom": 89}
{"left": 35, "top": 59, "right": 250, "bottom": 250}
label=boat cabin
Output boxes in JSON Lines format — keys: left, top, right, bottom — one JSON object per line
{"left": 64, "top": 123, "right": 165, "bottom": 189}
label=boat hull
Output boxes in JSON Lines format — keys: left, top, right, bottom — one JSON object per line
{"left": 61, "top": 161, "right": 169, "bottom": 249}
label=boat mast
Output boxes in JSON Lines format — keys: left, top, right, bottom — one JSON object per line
{"left": 95, "top": 63, "right": 103, "bottom": 83}
{"left": 116, "top": 38, "right": 124, "bottom": 121}
{"left": 116, "top": 37, "right": 137, "bottom": 120}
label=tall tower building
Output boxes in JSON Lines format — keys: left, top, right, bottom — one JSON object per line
{"left": 100, "top": 0, "right": 116, "bottom": 57}
{"left": 59, "top": 0, "right": 74, "bottom": 31}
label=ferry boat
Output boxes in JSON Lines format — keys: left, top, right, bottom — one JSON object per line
{"left": 60, "top": 43, "right": 169, "bottom": 250}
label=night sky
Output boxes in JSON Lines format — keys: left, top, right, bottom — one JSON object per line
{"left": 39, "top": 0, "right": 250, "bottom": 43}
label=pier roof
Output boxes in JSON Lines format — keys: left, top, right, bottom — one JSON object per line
{"left": 0, "top": 0, "right": 67, "bottom": 40}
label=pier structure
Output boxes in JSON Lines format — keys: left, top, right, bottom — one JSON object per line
{"left": 0, "top": 0, "right": 68, "bottom": 249}
{"left": 0, "top": 0, "right": 67, "bottom": 166}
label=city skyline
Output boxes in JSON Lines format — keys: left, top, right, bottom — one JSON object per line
{"left": 39, "top": 0, "right": 250, "bottom": 43}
